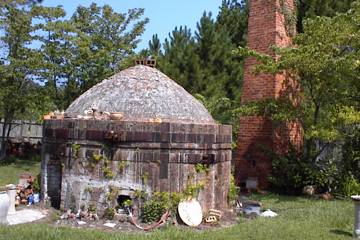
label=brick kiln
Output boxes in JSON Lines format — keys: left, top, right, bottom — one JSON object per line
{"left": 41, "top": 64, "right": 232, "bottom": 215}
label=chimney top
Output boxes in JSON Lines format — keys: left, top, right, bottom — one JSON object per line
{"left": 135, "top": 58, "right": 156, "bottom": 68}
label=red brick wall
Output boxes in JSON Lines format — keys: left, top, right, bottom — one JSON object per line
{"left": 235, "top": 0, "right": 302, "bottom": 189}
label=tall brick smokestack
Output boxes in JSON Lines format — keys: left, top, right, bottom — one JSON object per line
{"left": 235, "top": 0, "right": 302, "bottom": 189}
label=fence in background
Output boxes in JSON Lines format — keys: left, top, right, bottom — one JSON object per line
{"left": 0, "top": 120, "right": 42, "bottom": 145}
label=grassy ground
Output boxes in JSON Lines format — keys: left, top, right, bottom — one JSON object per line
{"left": 0, "top": 157, "right": 355, "bottom": 239}
{"left": 0, "top": 194, "right": 354, "bottom": 240}
{"left": 0, "top": 155, "right": 41, "bottom": 186}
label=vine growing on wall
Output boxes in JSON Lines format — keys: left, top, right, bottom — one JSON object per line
{"left": 280, "top": 0, "right": 297, "bottom": 37}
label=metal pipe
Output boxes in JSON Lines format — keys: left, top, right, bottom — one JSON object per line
{"left": 351, "top": 195, "right": 360, "bottom": 238}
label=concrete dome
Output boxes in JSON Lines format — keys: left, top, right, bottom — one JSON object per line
{"left": 65, "top": 65, "right": 215, "bottom": 124}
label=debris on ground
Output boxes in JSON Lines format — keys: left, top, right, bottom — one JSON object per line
{"left": 204, "top": 209, "right": 222, "bottom": 223}
{"left": 7, "top": 209, "right": 47, "bottom": 225}
{"left": 260, "top": 209, "right": 278, "bottom": 217}
{"left": 103, "top": 222, "right": 117, "bottom": 228}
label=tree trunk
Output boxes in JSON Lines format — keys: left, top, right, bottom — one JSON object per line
{"left": 0, "top": 111, "right": 14, "bottom": 161}
{"left": 0, "top": 118, "right": 9, "bottom": 160}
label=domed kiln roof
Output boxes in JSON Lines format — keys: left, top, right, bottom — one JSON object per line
{"left": 65, "top": 65, "right": 215, "bottom": 124}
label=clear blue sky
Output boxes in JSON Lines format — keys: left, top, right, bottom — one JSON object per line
{"left": 42, "top": 0, "right": 223, "bottom": 51}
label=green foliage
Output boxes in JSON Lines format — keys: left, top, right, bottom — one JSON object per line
{"left": 268, "top": 145, "right": 338, "bottom": 194}
{"left": 195, "top": 163, "right": 209, "bottom": 174}
{"left": 123, "top": 199, "right": 133, "bottom": 207}
{"left": 297, "top": 0, "right": 356, "bottom": 32}
{"left": 340, "top": 175, "right": 360, "bottom": 196}
{"left": 0, "top": 1, "right": 55, "bottom": 158}
{"left": 141, "top": 172, "right": 149, "bottom": 185}
{"left": 88, "top": 203, "right": 96, "bottom": 213}
{"left": 104, "top": 207, "right": 115, "bottom": 220}
{"left": 33, "top": 173, "right": 41, "bottom": 193}
{"left": 92, "top": 154, "right": 102, "bottom": 163}
{"left": 182, "top": 180, "right": 205, "bottom": 199}
{"left": 141, "top": 193, "right": 168, "bottom": 223}
{"left": 71, "top": 144, "right": 81, "bottom": 157}
{"left": 228, "top": 174, "right": 240, "bottom": 203}
{"left": 118, "top": 160, "right": 129, "bottom": 173}
{"left": 102, "top": 166, "right": 114, "bottom": 179}
{"left": 141, "top": 191, "right": 181, "bottom": 223}
{"left": 106, "top": 186, "right": 118, "bottom": 202}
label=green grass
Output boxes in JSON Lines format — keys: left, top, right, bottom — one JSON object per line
{"left": 0, "top": 156, "right": 41, "bottom": 186}
{"left": 0, "top": 194, "right": 355, "bottom": 240}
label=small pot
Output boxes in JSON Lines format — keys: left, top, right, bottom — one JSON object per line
{"left": 0, "top": 191, "right": 10, "bottom": 224}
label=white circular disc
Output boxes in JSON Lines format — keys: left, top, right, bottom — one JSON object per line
{"left": 178, "top": 199, "right": 203, "bottom": 227}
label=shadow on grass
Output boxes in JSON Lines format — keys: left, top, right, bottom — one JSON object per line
{"left": 248, "top": 193, "right": 307, "bottom": 203}
{"left": 0, "top": 155, "right": 41, "bottom": 168}
{"left": 330, "top": 229, "right": 352, "bottom": 237}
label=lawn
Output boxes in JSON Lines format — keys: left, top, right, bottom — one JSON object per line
{"left": 0, "top": 156, "right": 355, "bottom": 240}
{"left": 0, "top": 156, "right": 41, "bottom": 186}
{"left": 0, "top": 194, "right": 354, "bottom": 240}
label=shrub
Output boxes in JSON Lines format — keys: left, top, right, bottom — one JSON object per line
{"left": 140, "top": 191, "right": 183, "bottom": 223}
{"left": 141, "top": 192, "right": 168, "bottom": 223}
{"left": 228, "top": 174, "right": 239, "bottom": 203}
{"left": 268, "top": 145, "right": 338, "bottom": 195}
{"left": 104, "top": 207, "right": 115, "bottom": 220}
{"left": 339, "top": 174, "right": 360, "bottom": 196}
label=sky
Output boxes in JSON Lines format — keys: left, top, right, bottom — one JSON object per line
{"left": 42, "top": 0, "right": 223, "bottom": 51}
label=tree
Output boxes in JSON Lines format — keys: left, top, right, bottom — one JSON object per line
{"left": 34, "top": 5, "right": 74, "bottom": 110}
{"left": 160, "top": 26, "right": 202, "bottom": 93}
{"left": 297, "top": 0, "right": 357, "bottom": 32}
{"left": 148, "top": 34, "right": 162, "bottom": 58}
{"left": 38, "top": 3, "right": 149, "bottom": 108}
{"left": 0, "top": 1, "right": 54, "bottom": 159}
{"left": 216, "top": 0, "right": 248, "bottom": 47}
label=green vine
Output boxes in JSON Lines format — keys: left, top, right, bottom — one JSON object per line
{"left": 71, "top": 143, "right": 81, "bottom": 158}
{"left": 106, "top": 186, "right": 118, "bottom": 202}
{"left": 279, "top": 0, "right": 297, "bottom": 37}
{"left": 195, "top": 163, "right": 210, "bottom": 174}
{"left": 118, "top": 160, "right": 129, "bottom": 173}
{"left": 141, "top": 172, "right": 149, "bottom": 185}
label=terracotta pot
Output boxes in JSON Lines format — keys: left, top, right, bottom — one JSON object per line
{"left": 0, "top": 191, "right": 10, "bottom": 224}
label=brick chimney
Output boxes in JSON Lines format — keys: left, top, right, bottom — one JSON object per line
{"left": 235, "top": 0, "right": 302, "bottom": 189}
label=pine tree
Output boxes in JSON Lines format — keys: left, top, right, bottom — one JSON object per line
{"left": 148, "top": 34, "right": 162, "bottom": 58}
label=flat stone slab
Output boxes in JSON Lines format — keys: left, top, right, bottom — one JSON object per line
{"left": 7, "top": 209, "right": 46, "bottom": 225}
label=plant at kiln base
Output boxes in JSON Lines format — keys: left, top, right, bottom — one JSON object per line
{"left": 104, "top": 207, "right": 115, "bottom": 220}
{"left": 88, "top": 204, "right": 96, "bottom": 213}
{"left": 228, "top": 174, "right": 240, "bottom": 203}
{"left": 141, "top": 192, "right": 174, "bottom": 223}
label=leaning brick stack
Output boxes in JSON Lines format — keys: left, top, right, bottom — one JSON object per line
{"left": 235, "top": 0, "right": 303, "bottom": 189}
